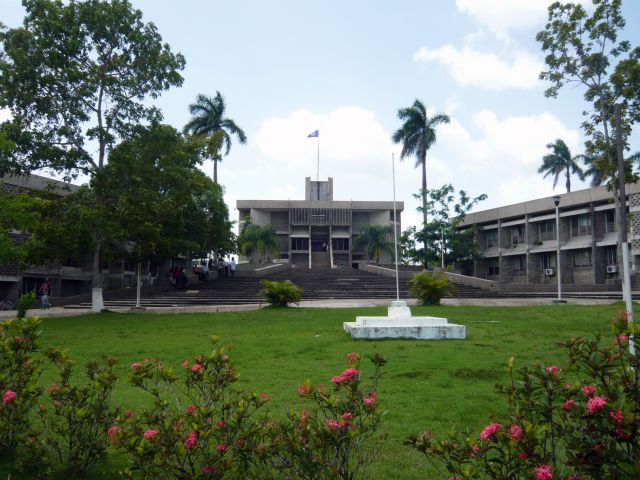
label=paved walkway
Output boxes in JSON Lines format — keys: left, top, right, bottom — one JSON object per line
{"left": 0, "top": 296, "right": 620, "bottom": 320}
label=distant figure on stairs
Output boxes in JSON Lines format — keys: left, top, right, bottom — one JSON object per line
{"left": 230, "top": 257, "right": 236, "bottom": 277}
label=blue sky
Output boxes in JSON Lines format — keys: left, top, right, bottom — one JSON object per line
{"left": 2, "top": 0, "right": 640, "bottom": 230}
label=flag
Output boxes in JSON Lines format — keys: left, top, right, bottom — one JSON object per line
{"left": 307, "top": 130, "right": 319, "bottom": 138}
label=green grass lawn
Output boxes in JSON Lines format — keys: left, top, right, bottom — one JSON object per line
{"left": 3, "top": 303, "right": 627, "bottom": 478}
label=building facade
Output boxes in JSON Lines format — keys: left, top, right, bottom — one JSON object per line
{"left": 457, "top": 184, "right": 640, "bottom": 287}
{"left": 237, "top": 177, "right": 403, "bottom": 269}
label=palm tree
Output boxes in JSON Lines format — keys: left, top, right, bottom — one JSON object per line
{"left": 392, "top": 100, "right": 450, "bottom": 227}
{"left": 582, "top": 151, "right": 640, "bottom": 187}
{"left": 238, "top": 224, "right": 280, "bottom": 263}
{"left": 537, "top": 139, "right": 585, "bottom": 193}
{"left": 183, "top": 92, "right": 247, "bottom": 183}
{"left": 352, "top": 224, "right": 394, "bottom": 264}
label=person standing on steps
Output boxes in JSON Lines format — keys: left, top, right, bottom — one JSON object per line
{"left": 230, "top": 257, "right": 236, "bottom": 277}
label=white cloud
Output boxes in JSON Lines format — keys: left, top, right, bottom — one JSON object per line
{"left": 413, "top": 45, "right": 543, "bottom": 90}
{"left": 0, "top": 108, "right": 13, "bottom": 123}
{"left": 455, "top": 0, "right": 591, "bottom": 40}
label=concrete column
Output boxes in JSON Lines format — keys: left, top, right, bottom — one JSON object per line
{"left": 308, "top": 225, "right": 312, "bottom": 269}
{"left": 329, "top": 225, "right": 334, "bottom": 268}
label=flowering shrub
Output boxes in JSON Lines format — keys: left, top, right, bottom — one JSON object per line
{"left": 0, "top": 316, "right": 43, "bottom": 453}
{"left": 262, "top": 351, "right": 387, "bottom": 479}
{"left": 408, "top": 311, "right": 640, "bottom": 479}
{"left": 115, "top": 337, "right": 269, "bottom": 479}
{"left": 18, "top": 349, "right": 118, "bottom": 477}
{"left": 259, "top": 279, "right": 303, "bottom": 306}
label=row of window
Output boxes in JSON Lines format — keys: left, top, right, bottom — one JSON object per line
{"left": 484, "top": 211, "right": 619, "bottom": 249}
{"left": 486, "top": 248, "right": 618, "bottom": 276}
{"left": 290, "top": 238, "right": 351, "bottom": 251}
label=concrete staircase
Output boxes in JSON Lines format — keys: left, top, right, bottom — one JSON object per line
{"left": 311, "top": 252, "right": 331, "bottom": 269}
{"left": 63, "top": 267, "right": 496, "bottom": 309}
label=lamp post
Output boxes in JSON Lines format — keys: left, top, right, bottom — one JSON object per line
{"left": 553, "top": 195, "right": 565, "bottom": 304}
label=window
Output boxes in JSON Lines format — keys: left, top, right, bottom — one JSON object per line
{"left": 606, "top": 246, "right": 617, "bottom": 266}
{"left": 570, "top": 214, "right": 592, "bottom": 237}
{"left": 511, "top": 226, "right": 524, "bottom": 246}
{"left": 487, "top": 259, "right": 499, "bottom": 276}
{"left": 486, "top": 229, "right": 498, "bottom": 248}
{"left": 605, "top": 210, "right": 616, "bottom": 233}
{"left": 291, "top": 238, "right": 309, "bottom": 251}
{"left": 572, "top": 249, "right": 592, "bottom": 267}
{"left": 331, "top": 238, "right": 349, "bottom": 251}
{"left": 538, "top": 221, "right": 555, "bottom": 241}
{"left": 512, "top": 256, "right": 526, "bottom": 273}
{"left": 540, "top": 253, "right": 556, "bottom": 270}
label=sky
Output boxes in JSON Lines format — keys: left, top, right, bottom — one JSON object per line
{"left": 2, "top": 0, "right": 640, "bottom": 231}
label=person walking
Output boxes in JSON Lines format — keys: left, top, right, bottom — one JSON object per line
{"left": 224, "top": 258, "right": 229, "bottom": 278}
{"left": 230, "top": 257, "right": 237, "bottom": 277}
{"left": 39, "top": 277, "right": 52, "bottom": 309}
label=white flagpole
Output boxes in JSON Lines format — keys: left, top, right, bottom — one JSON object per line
{"left": 316, "top": 136, "right": 320, "bottom": 200}
{"left": 392, "top": 153, "right": 400, "bottom": 301}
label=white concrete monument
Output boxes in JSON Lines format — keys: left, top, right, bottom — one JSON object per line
{"left": 343, "top": 300, "right": 465, "bottom": 340}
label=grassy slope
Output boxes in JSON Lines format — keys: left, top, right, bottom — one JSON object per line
{"left": 9, "top": 303, "right": 625, "bottom": 478}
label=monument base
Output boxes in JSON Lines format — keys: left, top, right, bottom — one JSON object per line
{"left": 343, "top": 301, "right": 465, "bottom": 340}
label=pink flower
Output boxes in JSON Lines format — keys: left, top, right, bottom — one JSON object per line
{"left": 183, "top": 430, "right": 197, "bottom": 449}
{"left": 107, "top": 425, "right": 122, "bottom": 438}
{"left": 534, "top": 464, "right": 553, "bottom": 480}
{"left": 202, "top": 465, "right": 216, "bottom": 474}
{"left": 216, "top": 420, "right": 226, "bottom": 429}
{"left": 216, "top": 443, "right": 227, "bottom": 453}
{"left": 296, "top": 383, "right": 311, "bottom": 395}
{"left": 47, "top": 384, "right": 59, "bottom": 395}
{"left": 471, "top": 444, "right": 480, "bottom": 454}
{"left": 545, "top": 366, "right": 560, "bottom": 374}
{"left": 299, "top": 409, "right": 310, "bottom": 425}
{"left": 479, "top": 422, "right": 502, "bottom": 441}
{"left": 509, "top": 424, "right": 523, "bottom": 441}
{"left": 143, "top": 429, "right": 159, "bottom": 440}
{"left": 125, "top": 409, "right": 134, "bottom": 418}
{"left": 610, "top": 410, "right": 624, "bottom": 424}
{"left": 363, "top": 391, "right": 378, "bottom": 408}
{"left": 325, "top": 419, "right": 343, "bottom": 430}
{"left": 346, "top": 352, "right": 359, "bottom": 363}
{"left": 341, "top": 367, "right": 359, "bottom": 380}
{"left": 615, "top": 426, "right": 630, "bottom": 440}
{"left": 2, "top": 390, "right": 16, "bottom": 405}
{"left": 518, "top": 451, "right": 528, "bottom": 460}
{"left": 587, "top": 396, "right": 608, "bottom": 414}
{"left": 342, "top": 412, "right": 352, "bottom": 421}
{"left": 186, "top": 404, "right": 198, "bottom": 415}
{"left": 191, "top": 363, "right": 203, "bottom": 373}
{"left": 581, "top": 385, "right": 597, "bottom": 397}
{"left": 616, "top": 335, "right": 629, "bottom": 343}
{"left": 130, "top": 362, "right": 142, "bottom": 370}
{"left": 562, "top": 399, "right": 576, "bottom": 410}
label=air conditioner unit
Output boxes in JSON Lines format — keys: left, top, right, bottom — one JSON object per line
{"left": 544, "top": 268, "right": 556, "bottom": 276}
{"left": 606, "top": 265, "right": 617, "bottom": 274}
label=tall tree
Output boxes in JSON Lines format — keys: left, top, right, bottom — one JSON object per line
{"left": 392, "top": 100, "right": 450, "bottom": 227}
{"left": 183, "top": 92, "right": 247, "bottom": 184}
{"left": 537, "top": 139, "right": 585, "bottom": 193}
{"left": 238, "top": 224, "right": 280, "bottom": 263}
{"left": 0, "top": 0, "right": 185, "bottom": 311}
{"left": 352, "top": 224, "right": 394, "bottom": 264}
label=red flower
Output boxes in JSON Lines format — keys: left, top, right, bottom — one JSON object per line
{"left": 107, "top": 426, "right": 121, "bottom": 445}
{"left": 534, "top": 464, "right": 553, "bottom": 480}
{"left": 143, "top": 429, "right": 159, "bottom": 440}
{"left": 545, "top": 366, "right": 560, "bottom": 374}
{"left": 609, "top": 410, "right": 624, "bottom": 424}
{"left": 615, "top": 426, "right": 630, "bottom": 440}
{"left": 342, "top": 412, "right": 352, "bottom": 421}
{"left": 260, "top": 393, "right": 270, "bottom": 401}
{"left": 216, "top": 420, "right": 226, "bottom": 429}
{"left": 296, "top": 383, "right": 312, "bottom": 395}
{"left": 479, "top": 423, "right": 502, "bottom": 441}
{"left": 325, "top": 419, "right": 344, "bottom": 430}
{"left": 562, "top": 399, "right": 576, "bottom": 410}
{"left": 346, "top": 352, "right": 359, "bottom": 363}
{"left": 186, "top": 404, "right": 198, "bottom": 415}
{"left": 125, "top": 409, "right": 134, "bottom": 418}
{"left": 191, "top": 363, "right": 203, "bottom": 373}
{"left": 509, "top": 424, "right": 523, "bottom": 441}
{"left": 587, "top": 396, "right": 608, "bottom": 414}
{"left": 581, "top": 385, "right": 597, "bottom": 397}
{"left": 202, "top": 465, "right": 216, "bottom": 475}
{"left": 518, "top": 451, "right": 528, "bottom": 459}
{"left": 216, "top": 443, "right": 227, "bottom": 453}
{"left": 130, "top": 362, "right": 142, "bottom": 370}
{"left": 183, "top": 431, "right": 197, "bottom": 449}
{"left": 2, "top": 390, "right": 16, "bottom": 405}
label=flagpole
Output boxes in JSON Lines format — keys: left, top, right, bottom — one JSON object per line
{"left": 316, "top": 136, "right": 320, "bottom": 200}
{"left": 392, "top": 153, "right": 400, "bottom": 301}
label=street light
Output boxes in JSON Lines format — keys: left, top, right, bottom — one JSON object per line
{"left": 552, "top": 195, "right": 566, "bottom": 304}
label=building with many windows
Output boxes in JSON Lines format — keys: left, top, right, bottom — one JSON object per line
{"left": 456, "top": 184, "right": 640, "bottom": 288}
{"left": 237, "top": 177, "right": 403, "bottom": 269}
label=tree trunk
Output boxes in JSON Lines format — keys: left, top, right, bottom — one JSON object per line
{"left": 421, "top": 158, "right": 428, "bottom": 268}
{"left": 213, "top": 159, "right": 218, "bottom": 184}
{"left": 91, "top": 242, "right": 104, "bottom": 313}
{"left": 566, "top": 166, "right": 571, "bottom": 193}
